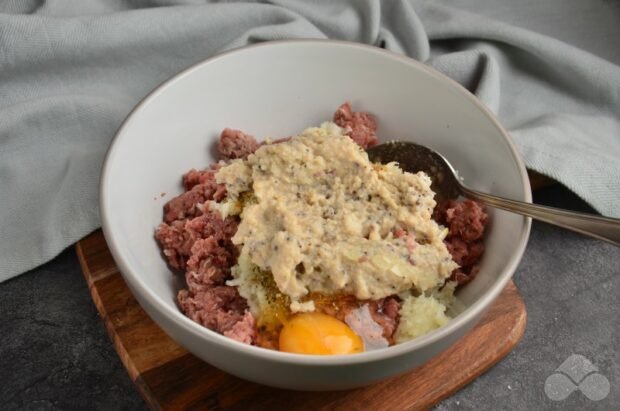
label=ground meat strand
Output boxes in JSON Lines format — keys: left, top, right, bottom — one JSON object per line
{"left": 178, "top": 286, "right": 256, "bottom": 344}
{"left": 156, "top": 158, "right": 256, "bottom": 344}
{"left": 217, "top": 103, "right": 377, "bottom": 163}
{"left": 155, "top": 220, "right": 198, "bottom": 271}
{"left": 184, "top": 237, "right": 235, "bottom": 291}
{"left": 381, "top": 297, "right": 400, "bottom": 321}
{"left": 444, "top": 200, "right": 488, "bottom": 242}
{"left": 182, "top": 164, "right": 221, "bottom": 191}
{"left": 433, "top": 199, "right": 488, "bottom": 285}
{"left": 155, "top": 211, "right": 239, "bottom": 271}
{"left": 368, "top": 297, "right": 400, "bottom": 341}
{"left": 445, "top": 237, "right": 485, "bottom": 268}
{"left": 184, "top": 211, "right": 239, "bottom": 245}
{"left": 333, "top": 102, "right": 379, "bottom": 149}
{"left": 223, "top": 311, "right": 257, "bottom": 344}
{"left": 218, "top": 128, "right": 260, "bottom": 160}
{"left": 264, "top": 136, "right": 291, "bottom": 145}
{"left": 163, "top": 168, "right": 226, "bottom": 224}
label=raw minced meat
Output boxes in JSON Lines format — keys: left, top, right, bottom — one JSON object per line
{"left": 218, "top": 128, "right": 260, "bottom": 160}
{"left": 155, "top": 103, "right": 488, "bottom": 350}
{"left": 155, "top": 210, "right": 238, "bottom": 271}
{"left": 433, "top": 199, "right": 488, "bottom": 285}
{"left": 156, "top": 195, "right": 252, "bottom": 342}
{"left": 163, "top": 167, "right": 226, "bottom": 224}
{"left": 216, "top": 102, "right": 379, "bottom": 160}
{"left": 333, "top": 102, "right": 379, "bottom": 149}
{"left": 178, "top": 285, "right": 255, "bottom": 343}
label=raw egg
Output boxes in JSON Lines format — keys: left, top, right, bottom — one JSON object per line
{"left": 279, "top": 312, "right": 364, "bottom": 355}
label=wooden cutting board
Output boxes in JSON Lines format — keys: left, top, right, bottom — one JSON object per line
{"left": 76, "top": 230, "right": 527, "bottom": 411}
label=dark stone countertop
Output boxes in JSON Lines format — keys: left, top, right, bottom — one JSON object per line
{"left": 1, "top": 185, "right": 618, "bottom": 410}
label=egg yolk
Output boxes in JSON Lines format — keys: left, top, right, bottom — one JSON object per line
{"left": 279, "top": 312, "right": 364, "bottom": 355}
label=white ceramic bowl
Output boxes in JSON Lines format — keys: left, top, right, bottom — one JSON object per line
{"left": 101, "top": 40, "right": 531, "bottom": 390}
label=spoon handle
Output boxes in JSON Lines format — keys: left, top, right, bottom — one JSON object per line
{"left": 460, "top": 186, "right": 620, "bottom": 246}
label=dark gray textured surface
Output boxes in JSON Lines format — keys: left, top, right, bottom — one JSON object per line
{"left": 0, "top": 247, "right": 146, "bottom": 411}
{"left": 0, "top": 185, "right": 618, "bottom": 410}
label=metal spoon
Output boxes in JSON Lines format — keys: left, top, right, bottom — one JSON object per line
{"left": 367, "top": 141, "right": 620, "bottom": 246}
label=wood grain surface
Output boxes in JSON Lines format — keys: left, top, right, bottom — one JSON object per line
{"left": 76, "top": 230, "right": 527, "bottom": 411}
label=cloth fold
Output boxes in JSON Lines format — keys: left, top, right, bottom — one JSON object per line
{"left": 1, "top": 0, "right": 619, "bottom": 281}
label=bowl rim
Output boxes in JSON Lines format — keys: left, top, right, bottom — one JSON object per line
{"left": 100, "top": 39, "right": 532, "bottom": 366}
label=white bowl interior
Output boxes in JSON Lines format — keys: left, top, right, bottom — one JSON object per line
{"left": 102, "top": 41, "right": 529, "bottom": 360}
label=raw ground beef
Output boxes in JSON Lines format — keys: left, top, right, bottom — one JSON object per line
{"left": 223, "top": 311, "right": 256, "bottom": 344}
{"left": 156, "top": 102, "right": 488, "bottom": 348}
{"left": 433, "top": 199, "right": 488, "bottom": 285}
{"left": 218, "top": 128, "right": 260, "bottom": 160}
{"left": 185, "top": 237, "right": 235, "bottom": 290}
{"left": 333, "top": 102, "right": 379, "bottom": 149}
{"left": 178, "top": 286, "right": 254, "bottom": 343}
{"left": 162, "top": 166, "right": 226, "bottom": 224}
{"left": 155, "top": 171, "right": 256, "bottom": 343}
{"left": 157, "top": 127, "right": 262, "bottom": 344}
{"left": 183, "top": 164, "right": 221, "bottom": 191}
{"left": 216, "top": 102, "right": 378, "bottom": 161}
{"left": 155, "top": 210, "right": 239, "bottom": 271}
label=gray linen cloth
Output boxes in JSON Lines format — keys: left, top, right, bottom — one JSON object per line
{"left": 1, "top": 0, "right": 619, "bottom": 282}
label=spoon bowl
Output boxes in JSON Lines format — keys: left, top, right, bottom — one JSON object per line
{"left": 368, "top": 142, "right": 620, "bottom": 246}
{"left": 367, "top": 141, "right": 461, "bottom": 201}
